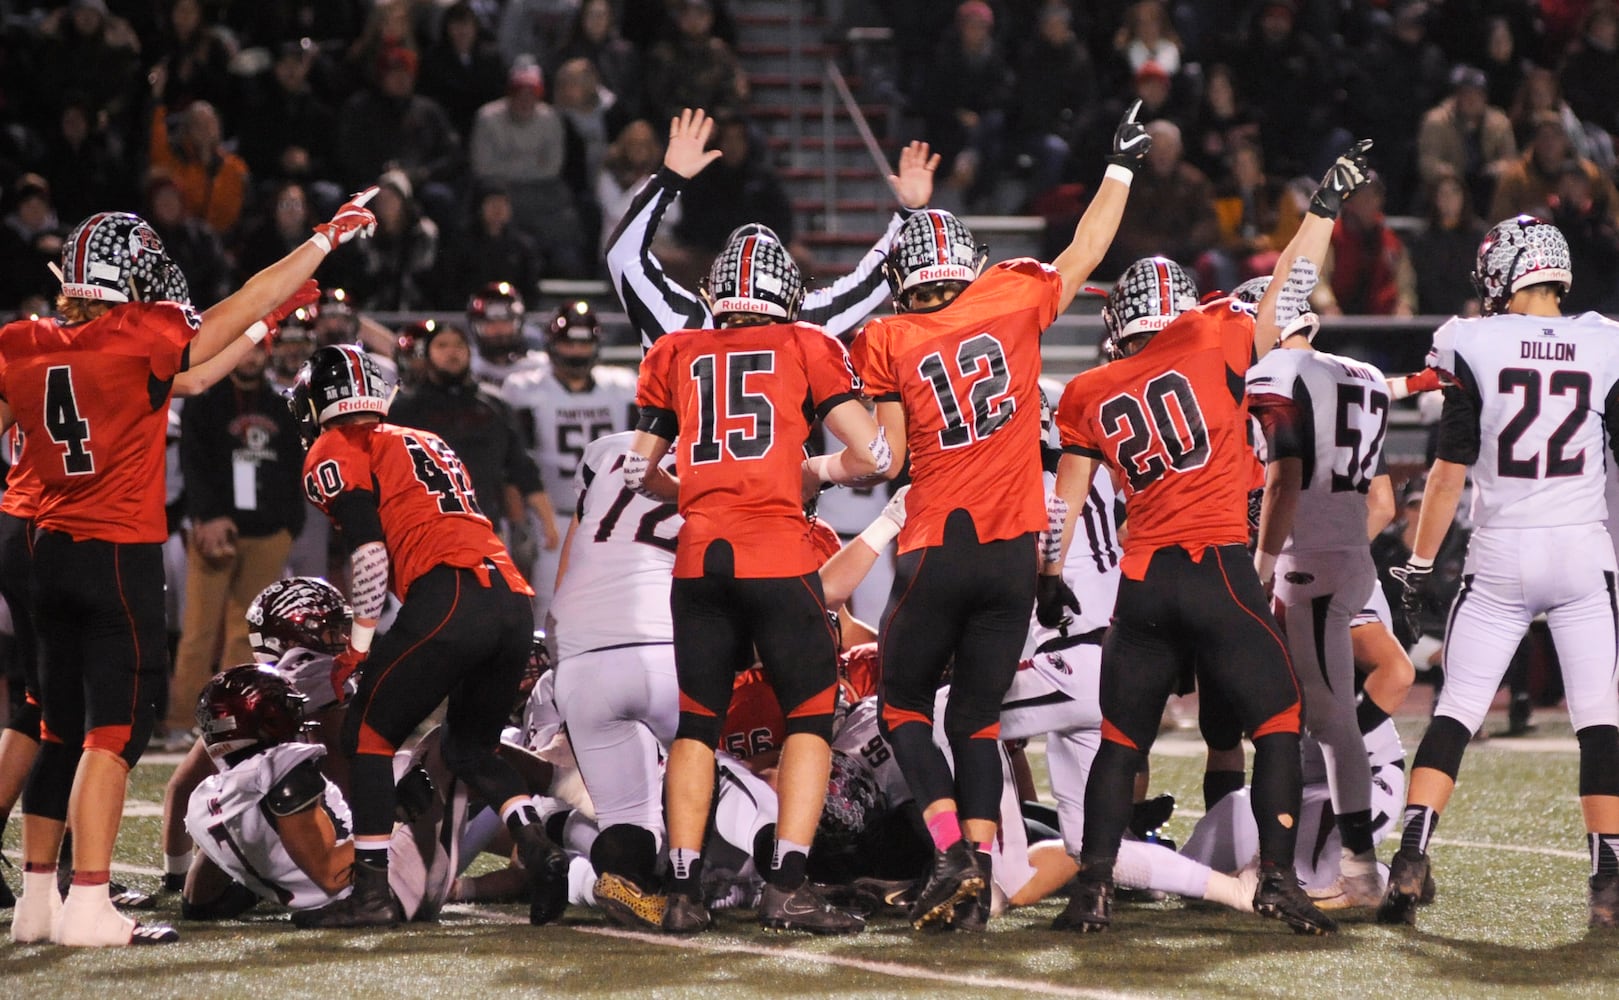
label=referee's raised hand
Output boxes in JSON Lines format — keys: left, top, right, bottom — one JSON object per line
{"left": 665, "top": 108, "right": 723, "bottom": 179}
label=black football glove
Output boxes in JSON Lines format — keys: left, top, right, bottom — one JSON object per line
{"left": 1308, "top": 138, "right": 1374, "bottom": 219}
{"left": 1036, "top": 573, "right": 1081, "bottom": 629}
{"left": 1389, "top": 560, "right": 1433, "bottom": 641}
{"left": 1106, "top": 99, "right": 1151, "bottom": 172}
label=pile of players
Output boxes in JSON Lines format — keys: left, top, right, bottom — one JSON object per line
{"left": 9, "top": 95, "right": 1619, "bottom": 949}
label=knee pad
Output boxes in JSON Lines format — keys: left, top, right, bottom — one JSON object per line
{"left": 1578, "top": 725, "right": 1619, "bottom": 797}
{"left": 5, "top": 690, "right": 41, "bottom": 740}
{"left": 1412, "top": 715, "right": 1473, "bottom": 780}
{"left": 590, "top": 824, "right": 659, "bottom": 887}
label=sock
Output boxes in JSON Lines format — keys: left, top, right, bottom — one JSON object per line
{"left": 926, "top": 810, "right": 962, "bottom": 852}
{"left": 23, "top": 861, "right": 56, "bottom": 875}
{"left": 1356, "top": 694, "right": 1391, "bottom": 735}
{"left": 354, "top": 836, "right": 390, "bottom": 870}
{"left": 669, "top": 847, "right": 702, "bottom": 895}
{"left": 64, "top": 879, "right": 110, "bottom": 905}
{"left": 70, "top": 869, "right": 110, "bottom": 887}
{"left": 21, "top": 869, "right": 56, "bottom": 899}
{"left": 1202, "top": 870, "right": 1247, "bottom": 910}
{"left": 1116, "top": 840, "right": 1208, "bottom": 897}
{"left": 1400, "top": 805, "right": 1440, "bottom": 855}
{"left": 1339, "top": 808, "right": 1376, "bottom": 855}
{"left": 1249, "top": 732, "right": 1303, "bottom": 869}
{"left": 457, "top": 808, "right": 502, "bottom": 873}
{"left": 165, "top": 852, "right": 191, "bottom": 877}
{"left": 1589, "top": 832, "right": 1619, "bottom": 877}
{"left": 501, "top": 797, "right": 543, "bottom": 837}
{"left": 568, "top": 855, "right": 598, "bottom": 907}
{"left": 1203, "top": 770, "right": 1245, "bottom": 810}
{"left": 767, "top": 839, "right": 809, "bottom": 889}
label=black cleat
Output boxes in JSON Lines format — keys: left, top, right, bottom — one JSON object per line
{"left": 1376, "top": 847, "right": 1430, "bottom": 927}
{"left": 848, "top": 876, "right": 917, "bottom": 915}
{"left": 1419, "top": 866, "right": 1436, "bottom": 906}
{"left": 948, "top": 882, "right": 991, "bottom": 932}
{"left": 661, "top": 891, "right": 712, "bottom": 934}
{"left": 759, "top": 882, "right": 865, "bottom": 935}
{"left": 1254, "top": 867, "right": 1337, "bottom": 935}
{"left": 908, "top": 841, "right": 984, "bottom": 930}
{"left": 0, "top": 872, "right": 13, "bottom": 910}
{"left": 292, "top": 862, "right": 401, "bottom": 928}
{"left": 1052, "top": 877, "right": 1112, "bottom": 933}
{"left": 1128, "top": 794, "right": 1176, "bottom": 839}
{"left": 1590, "top": 873, "right": 1619, "bottom": 929}
{"left": 160, "top": 873, "right": 187, "bottom": 895}
{"left": 130, "top": 922, "right": 181, "bottom": 945}
{"left": 111, "top": 883, "right": 157, "bottom": 910}
{"left": 515, "top": 824, "right": 569, "bottom": 926}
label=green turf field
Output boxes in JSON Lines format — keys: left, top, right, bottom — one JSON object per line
{"left": 6, "top": 717, "right": 1619, "bottom": 999}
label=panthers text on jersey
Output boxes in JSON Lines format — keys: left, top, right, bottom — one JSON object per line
{"left": 636, "top": 321, "right": 861, "bottom": 578}
{"left": 301, "top": 422, "right": 532, "bottom": 599}
{"left": 1427, "top": 311, "right": 1619, "bottom": 529}
{"left": 850, "top": 260, "right": 1060, "bottom": 553}
{"left": 550, "top": 431, "right": 680, "bottom": 660}
{"left": 1246, "top": 347, "right": 1390, "bottom": 553}
{"left": 0, "top": 302, "right": 196, "bottom": 542}
{"left": 503, "top": 364, "right": 638, "bottom": 515}
{"left": 1056, "top": 300, "right": 1257, "bottom": 579}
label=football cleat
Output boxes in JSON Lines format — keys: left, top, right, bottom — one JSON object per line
{"left": 292, "top": 862, "right": 401, "bottom": 929}
{"left": 908, "top": 841, "right": 984, "bottom": 930}
{"left": 1589, "top": 873, "right": 1619, "bottom": 929}
{"left": 56, "top": 892, "right": 176, "bottom": 947}
{"left": 1253, "top": 867, "right": 1338, "bottom": 935}
{"left": 758, "top": 882, "right": 865, "bottom": 935}
{"left": 947, "top": 883, "right": 991, "bottom": 932}
{"left": 110, "top": 883, "right": 157, "bottom": 910}
{"left": 1376, "top": 847, "right": 1430, "bottom": 926}
{"left": 515, "top": 824, "right": 569, "bottom": 926}
{"left": 160, "top": 873, "right": 187, "bottom": 895}
{"left": 1128, "top": 794, "right": 1176, "bottom": 840}
{"left": 594, "top": 872, "right": 666, "bottom": 931}
{"left": 848, "top": 876, "right": 918, "bottom": 914}
{"left": 1052, "top": 876, "right": 1113, "bottom": 933}
{"left": 130, "top": 924, "right": 181, "bottom": 945}
{"left": 1311, "top": 852, "right": 1384, "bottom": 910}
{"left": 660, "top": 891, "right": 712, "bottom": 934}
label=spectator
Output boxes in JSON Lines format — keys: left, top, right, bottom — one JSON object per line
{"left": 1343, "top": 0, "right": 1450, "bottom": 213}
{"left": 222, "top": 0, "right": 366, "bottom": 52}
{"left": 1480, "top": 16, "right": 1528, "bottom": 112}
{"left": 1198, "top": 140, "right": 1285, "bottom": 292}
{"left": 144, "top": 172, "right": 229, "bottom": 307}
{"left": 470, "top": 58, "right": 585, "bottom": 277}
{"left": 147, "top": 96, "right": 250, "bottom": 235}
{"left": 1416, "top": 65, "right": 1517, "bottom": 216}
{"left": 918, "top": 1, "right": 1012, "bottom": 209}
{"left": 498, "top": 0, "right": 579, "bottom": 71}
{"left": 555, "top": 57, "right": 628, "bottom": 256}
{"left": 1548, "top": 160, "right": 1619, "bottom": 313}
{"left": 417, "top": 1, "right": 508, "bottom": 139}
{"left": 674, "top": 115, "right": 793, "bottom": 255}
{"left": 41, "top": 97, "right": 130, "bottom": 224}
{"left": 334, "top": 169, "right": 439, "bottom": 310}
{"left": 1407, "top": 171, "right": 1487, "bottom": 316}
{"left": 551, "top": 0, "right": 643, "bottom": 119}
{"left": 1103, "top": 119, "right": 1219, "bottom": 277}
{"left": 623, "top": 0, "right": 738, "bottom": 51}
{"left": 1318, "top": 175, "right": 1417, "bottom": 317}
{"left": 335, "top": 46, "right": 463, "bottom": 218}
{"left": 643, "top": 0, "right": 747, "bottom": 125}
{"left": 0, "top": 175, "right": 63, "bottom": 311}
{"left": 1185, "top": 63, "right": 1260, "bottom": 184}
{"left": 1510, "top": 67, "right": 1609, "bottom": 170}
{"left": 34, "top": 0, "right": 142, "bottom": 133}
{"left": 146, "top": 0, "right": 234, "bottom": 114}
{"left": 163, "top": 340, "right": 308, "bottom": 749}
{"left": 436, "top": 183, "right": 542, "bottom": 306}
{"left": 1560, "top": 3, "right": 1619, "bottom": 142}
{"left": 346, "top": 0, "right": 421, "bottom": 91}
{"left": 236, "top": 181, "right": 315, "bottom": 285}
{"left": 1228, "top": 0, "right": 1335, "bottom": 179}
{"left": 237, "top": 40, "right": 340, "bottom": 205}
{"left": 1113, "top": 0, "right": 1181, "bottom": 76}
{"left": 597, "top": 118, "right": 675, "bottom": 253}
{"left": 1491, "top": 111, "right": 1619, "bottom": 226}
{"left": 1011, "top": 2, "right": 1099, "bottom": 206}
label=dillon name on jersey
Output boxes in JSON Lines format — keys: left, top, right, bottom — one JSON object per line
{"left": 549, "top": 431, "right": 681, "bottom": 660}
{"left": 1246, "top": 348, "right": 1389, "bottom": 553}
{"left": 503, "top": 364, "right": 639, "bottom": 514}
{"left": 184, "top": 742, "right": 352, "bottom": 911}
{"left": 1428, "top": 312, "right": 1619, "bottom": 529}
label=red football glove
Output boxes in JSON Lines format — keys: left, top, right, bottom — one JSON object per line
{"left": 263, "top": 280, "right": 319, "bottom": 337}
{"left": 311, "top": 187, "right": 379, "bottom": 253}
{"left": 332, "top": 646, "right": 367, "bottom": 703}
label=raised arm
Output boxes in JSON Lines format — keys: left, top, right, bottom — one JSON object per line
{"left": 176, "top": 281, "right": 320, "bottom": 397}
{"left": 1051, "top": 102, "right": 1149, "bottom": 313}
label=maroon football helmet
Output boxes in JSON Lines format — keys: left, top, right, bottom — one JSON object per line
{"left": 196, "top": 664, "right": 309, "bottom": 761}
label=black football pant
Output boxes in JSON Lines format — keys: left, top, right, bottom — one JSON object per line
{"left": 0, "top": 512, "right": 40, "bottom": 741}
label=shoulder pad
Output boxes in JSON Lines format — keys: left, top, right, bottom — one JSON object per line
{"left": 263, "top": 757, "right": 327, "bottom": 818}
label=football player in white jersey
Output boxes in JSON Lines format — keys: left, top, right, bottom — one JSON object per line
{"left": 1384, "top": 216, "right": 1619, "bottom": 928}
{"left": 504, "top": 303, "right": 639, "bottom": 621}
{"left": 1245, "top": 271, "right": 1390, "bottom": 908}
{"left": 468, "top": 282, "right": 549, "bottom": 388}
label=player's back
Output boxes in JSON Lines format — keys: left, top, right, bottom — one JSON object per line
{"left": 1246, "top": 347, "right": 1389, "bottom": 553}
{"left": 1056, "top": 300, "right": 1256, "bottom": 576}
{"left": 551, "top": 431, "right": 681, "bottom": 659}
{"left": 0, "top": 304, "right": 194, "bottom": 542}
{"left": 1430, "top": 311, "right": 1619, "bottom": 529}
{"left": 503, "top": 364, "right": 637, "bottom": 512}
{"left": 851, "top": 259, "right": 1059, "bottom": 551}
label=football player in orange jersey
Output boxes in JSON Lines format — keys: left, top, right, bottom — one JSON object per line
{"left": 845, "top": 103, "right": 1149, "bottom": 931}
{"left": 0, "top": 193, "right": 377, "bottom": 948}
{"left": 1043, "top": 141, "right": 1375, "bottom": 936}
{"left": 629, "top": 226, "right": 889, "bottom": 935}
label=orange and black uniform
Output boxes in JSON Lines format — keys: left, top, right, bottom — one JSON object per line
{"left": 302, "top": 421, "right": 535, "bottom": 841}
{"left": 0, "top": 426, "right": 41, "bottom": 741}
{"left": 849, "top": 259, "right": 1056, "bottom": 823}
{"left": 1054, "top": 299, "right": 1303, "bottom": 875}
{"left": 0, "top": 302, "right": 196, "bottom": 821}
{"left": 636, "top": 321, "right": 858, "bottom": 746}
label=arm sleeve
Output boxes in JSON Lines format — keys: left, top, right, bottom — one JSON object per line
{"left": 179, "top": 392, "right": 230, "bottom": 522}
{"left": 1435, "top": 385, "right": 1483, "bottom": 465}
{"left": 263, "top": 758, "right": 327, "bottom": 818}
{"left": 801, "top": 326, "right": 863, "bottom": 419}
{"left": 799, "top": 211, "right": 908, "bottom": 338}
{"left": 604, "top": 168, "right": 711, "bottom": 352}
{"left": 634, "top": 340, "right": 678, "bottom": 439}
{"left": 328, "top": 490, "right": 385, "bottom": 551}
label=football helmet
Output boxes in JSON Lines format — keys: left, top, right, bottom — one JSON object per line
{"left": 520, "top": 629, "right": 552, "bottom": 700}
{"left": 313, "top": 286, "right": 359, "bottom": 346}
{"left": 467, "top": 281, "right": 528, "bottom": 365}
{"left": 196, "top": 664, "right": 309, "bottom": 762}
{"left": 393, "top": 318, "right": 435, "bottom": 388}
{"left": 59, "top": 211, "right": 190, "bottom": 305}
{"left": 817, "top": 750, "right": 885, "bottom": 853}
{"left": 1231, "top": 275, "right": 1270, "bottom": 305}
{"left": 701, "top": 224, "right": 804, "bottom": 321}
{"left": 1473, "top": 215, "right": 1573, "bottom": 315}
{"left": 288, "top": 344, "right": 394, "bottom": 445}
{"left": 246, "top": 577, "right": 352, "bottom": 660}
{"left": 546, "top": 300, "right": 601, "bottom": 375}
{"left": 884, "top": 209, "right": 987, "bottom": 313}
{"left": 1102, "top": 256, "right": 1199, "bottom": 358}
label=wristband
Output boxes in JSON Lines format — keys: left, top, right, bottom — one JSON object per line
{"left": 245, "top": 320, "right": 270, "bottom": 345}
{"left": 165, "top": 852, "right": 191, "bottom": 877}
{"left": 309, "top": 233, "right": 333, "bottom": 255}
{"left": 349, "top": 621, "right": 376, "bottom": 654}
{"left": 1104, "top": 164, "right": 1136, "bottom": 187}
{"left": 857, "top": 513, "right": 902, "bottom": 553}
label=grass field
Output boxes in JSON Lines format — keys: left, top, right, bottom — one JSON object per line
{"left": 5, "top": 711, "right": 1619, "bottom": 999}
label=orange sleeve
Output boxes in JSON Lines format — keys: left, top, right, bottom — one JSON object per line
{"left": 799, "top": 325, "right": 862, "bottom": 416}
{"left": 1055, "top": 374, "right": 1102, "bottom": 457}
{"left": 848, "top": 320, "right": 896, "bottom": 400}
{"left": 135, "top": 303, "right": 201, "bottom": 381}
{"left": 301, "top": 433, "right": 375, "bottom": 515}
{"left": 635, "top": 337, "right": 674, "bottom": 412}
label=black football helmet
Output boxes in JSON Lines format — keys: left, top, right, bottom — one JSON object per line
{"left": 288, "top": 344, "right": 394, "bottom": 446}
{"left": 701, "top": 224, "right": 804, "bottom": 321}
{"left": 817, "top": 749, "right": 885, "bottom": 854}
{"left": 246, "top": 577, "right": 352, "bottom": 660}
{"left": 60, "top": 211, "right": 190, "bottom": 305}
{"left": 546, "top": 300, "right": 602, "bottom": 375}
{"left": 1102, "top": 256, "right": 1199, "bottom": 359}
{"left": 196, "top": 664, "right": 310, "bottom": 762}
{"left": 1473, "top": 215, "right": 1573, "bottom": 315}
{"left": 393, "top": 318, "right": 437, "bottom": 388}
{"left": 467, "top": 281, "right": 528, "bottom": 365}
{"left": 884, "top": 209, "right": 987, "bottom": 313}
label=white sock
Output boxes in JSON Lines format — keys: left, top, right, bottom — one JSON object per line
{"left": 458, "top": 808, "right": 502, "bottom": 873}
{"left": 65, "top": 881, "right": 112, "bottom": 907}
{"left": 165, "top": 852, "right": 191, "bottom": 877}
{"left": 1117, "top": 839, "right": 1215, "bottom": 898}
{"left": 568, "top": 856, "right": 597, "bottom": 906}
{"left": 1203, "top": 871, "right": 1248, "bottom": 910}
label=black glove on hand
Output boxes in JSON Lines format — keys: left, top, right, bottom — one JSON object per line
{"left": 1107, "top": 99, "right": 1151, "bottom": 172}
{"left": 1036, "top": 573, "right": 1081, "bottom": 629}
{"left": 1309, "top": 139, "right": 1374, "bottom": 219}
{"left": 1390, "top": 560, "right": 1433, "bottom": 641}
